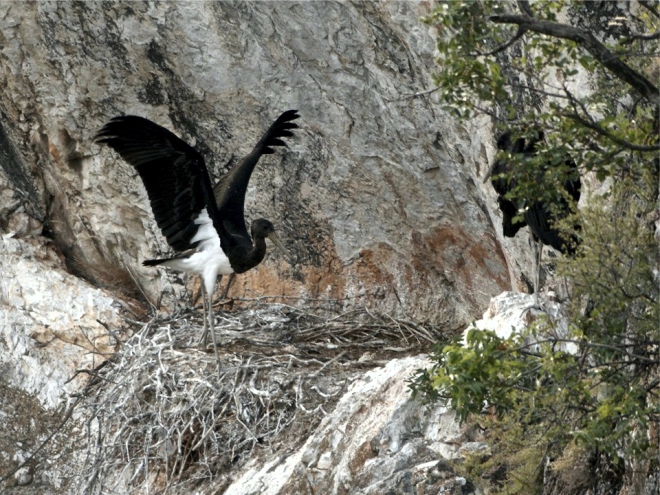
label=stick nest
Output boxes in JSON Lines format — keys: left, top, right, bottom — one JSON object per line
{"left": 77, "top": 301, "right": 445, "bottom": 494}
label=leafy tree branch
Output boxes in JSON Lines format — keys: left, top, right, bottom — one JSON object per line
{"left": 488, "top": 14, "right": 660, "bottom": 104}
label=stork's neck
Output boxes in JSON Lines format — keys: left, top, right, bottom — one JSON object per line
{"left": 231, "top": 235, "right": 268, "bottom": 274}
{"left": 250, "top": 235, "right": 268, "bottom": 266}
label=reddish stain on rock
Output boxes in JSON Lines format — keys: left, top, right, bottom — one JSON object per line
{"left": 411, "top": 223, "right": 510, "bottom": 293}
{"left": 209, "top": 223, "right": 510, "bottom": 326}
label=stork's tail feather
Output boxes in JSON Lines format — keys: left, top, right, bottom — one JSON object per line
{"left": 143, "top": 258, "right": 170, "bottom": 267}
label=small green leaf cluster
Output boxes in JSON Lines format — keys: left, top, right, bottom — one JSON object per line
{"left": 425, "top": 1, "right": 512, "bottom": 119}
{"left": 412, "top": 328, "right": 529, "bottom": 423}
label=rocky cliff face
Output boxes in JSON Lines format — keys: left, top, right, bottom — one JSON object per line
{"left": 0, "top": 1, "right": 543, "bottom": 493}
{"left": 0, "top": 1, "right": 531, "bottom": 328}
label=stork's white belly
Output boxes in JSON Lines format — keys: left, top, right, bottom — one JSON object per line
{"left": 163, "top": 246, "right": 233, "bottom": 277}
{"left": 159, "top": 209, "right": 233, "bottom": 292}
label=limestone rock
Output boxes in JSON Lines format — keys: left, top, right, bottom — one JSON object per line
{"left": 0, "top": 1, "right": 525, "bottom": 329}
{"left": 0, "top": 234, "right": 125, "bottom": 493}
{"left": 222, "top": 355, "right": 471, "bottom": 495}
{"left": 0, "top": 2, "right": 551, "bottom": 493}
{"left": 467, "top": 291, "right": 577, "bottom": 354}
{"left": 0, "top": 234, "right": 124, "bottom": 410}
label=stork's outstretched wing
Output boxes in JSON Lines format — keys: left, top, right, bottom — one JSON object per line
{"left": 96, "top": 115, "right": 225, "bottom": 251}
{"left": 213, "top": 110, "right": 299, "bottom": 239}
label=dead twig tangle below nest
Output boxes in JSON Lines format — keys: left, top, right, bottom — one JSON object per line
{"left": 77, "top": 303, "right": 445, "bottom": 494}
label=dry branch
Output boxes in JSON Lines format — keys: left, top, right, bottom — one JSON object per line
{"left": 489, "top": 13, "right": 660, "bottom": 105}
{"left": 76, "top": 302, "right": 445, "bottom": 494}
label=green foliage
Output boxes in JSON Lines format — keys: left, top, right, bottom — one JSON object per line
{"left": 557, "top": 166, "right": 659, "bottom": 461}
{"left": 425, "top": 0, "right": 659, "bottom": 191}
{"left": 413, "top": 1, "right": 660, "bottom": 492}
{"left": 412, "top": 329, "right": 530, "bottom": 423}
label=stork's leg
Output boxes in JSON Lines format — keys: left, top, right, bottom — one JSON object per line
{"left": 221, "top": 273, "right": 235, "bottom": 300}
{"left": 198, "top": 279, "right": 221, "bottom": 368}
{"left": 562, "top": 275, "right": 571, "bottom": 301}
{"left": 206, "top": 285, "right": 221, "bottom": 369}
{"left": 199, "top": 275, "right": 222, "bottom": 348}
{"left": 200, "top": 283, "right": 208, "bottom": 347}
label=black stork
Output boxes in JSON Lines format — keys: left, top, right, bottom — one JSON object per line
{"left": 96, "top": 110, "right": 300, "bottom": 360}
{"left": 485, "top": 130, "right": 581, "bottom": 300}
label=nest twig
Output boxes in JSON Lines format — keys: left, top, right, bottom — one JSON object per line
{"left": 76, "top": 302, "right": 445, "bottom": 494}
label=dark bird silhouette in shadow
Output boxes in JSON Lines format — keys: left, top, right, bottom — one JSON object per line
{"left": 96, "top": 110, "right": 300, "bottom": 362}
{"left": 485, "top": 130, "right": 581, "bottom": 300}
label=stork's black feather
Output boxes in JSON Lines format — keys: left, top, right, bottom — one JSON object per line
{"left": 213, "top": 110, "right": 300, "bottom": 242}
{"left": 95, "top": 115, "right": 223, "bottom": 251}
{"left": 96, "top": 111, "right": 299, "bottom": 356}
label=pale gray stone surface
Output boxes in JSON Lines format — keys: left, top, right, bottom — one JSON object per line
{"left": 222, "top": 355, "right": 473, "bottom": 495}
{"left": 0, "top": 2, "right": 545, "bottom": 493}
{"left": 0, "top": 1, "right": 525, "bottom": 328}
{"left": 0, "top": 234, "right": 122, "bottom": 410}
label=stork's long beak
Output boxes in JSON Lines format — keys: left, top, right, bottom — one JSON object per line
{"left": 267, "top": 231, "right": 288, "bottom": 255}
